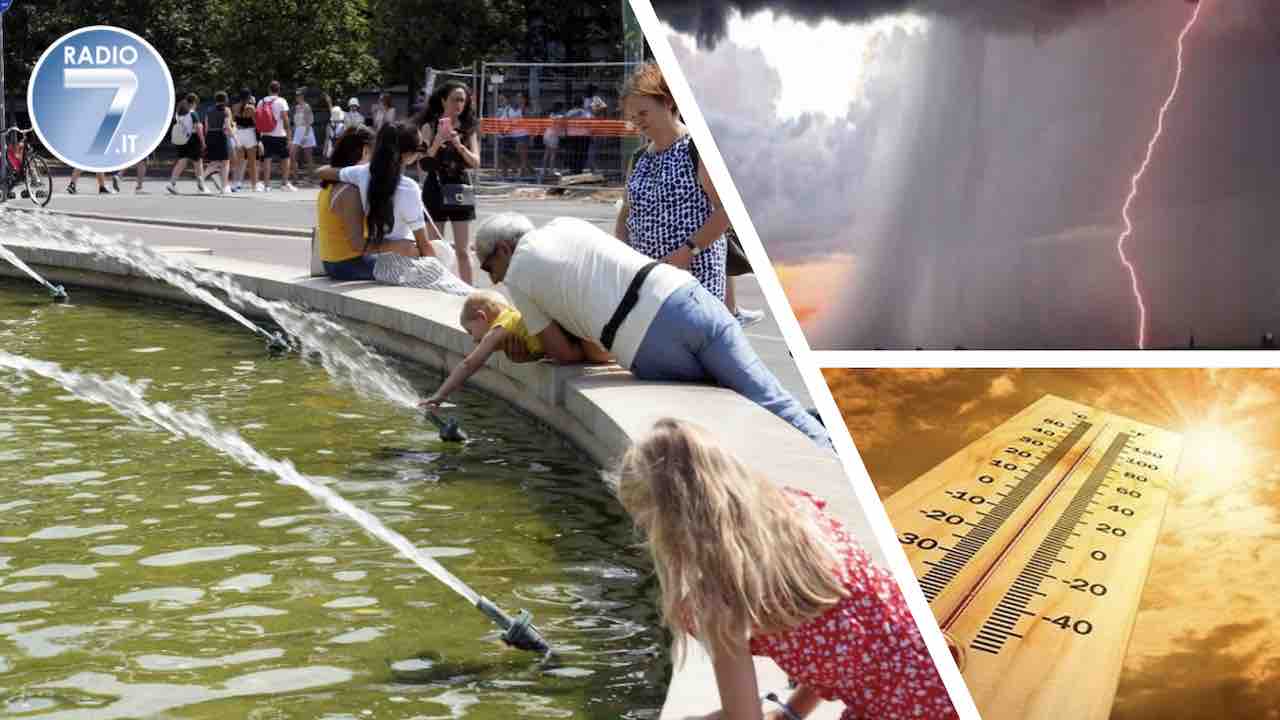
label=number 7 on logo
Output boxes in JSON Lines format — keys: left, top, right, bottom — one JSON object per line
{"left": 63, "top": 68, "right": 139, "bottom": 156}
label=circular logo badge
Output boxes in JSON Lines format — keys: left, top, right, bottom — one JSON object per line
{"left": 27, "top": 26, "right": 175, "bottom": 173}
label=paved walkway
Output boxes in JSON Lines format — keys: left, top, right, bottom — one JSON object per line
{"left": 39, "top": 177, "right": 812, "bottom": 407}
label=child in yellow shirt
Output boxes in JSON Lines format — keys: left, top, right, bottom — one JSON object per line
{"left": 419, "top": 290, "right": 544, "bottom": 409}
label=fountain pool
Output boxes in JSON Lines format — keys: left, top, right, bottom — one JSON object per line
{"left": 0, "top": 278, "right": 664, "bottom": 719}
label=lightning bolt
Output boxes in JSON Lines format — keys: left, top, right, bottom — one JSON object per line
{"left": 1116, "top": 2, "right": 1203, "bottom": 349}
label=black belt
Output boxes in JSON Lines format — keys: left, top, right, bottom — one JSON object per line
{"left": 601, "top": 261, "right": 660, "bottom": 351}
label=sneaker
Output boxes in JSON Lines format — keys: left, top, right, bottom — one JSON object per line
{"left": 196, "top": 180, "right": 209, "bottom": 194}
{"left": 165, "top": 182, "right": 178, "bottom": 195}
{"left": 209, "top": 174, "right": 223, "bottom": 192}
{"left": 253, "top": 182, "right": 265, "bottom": 193}
{"left": 282, "top": 182, "right": 297, "bottom": 192}
{"left": 111, "top": 175, "right": 120, "bottom": 193}
{"left": 66, "top": 183, "right": 77, "bottom": 195}
{"left": 263, "top": 184, "right": 273, "bottom": 193}
{"left": 134, "top": 187, "right": 148, "bottom": 195}
{"left": 734, "top": 307, "right": 766, "bottom": 328}
{"left": 98, "top": 185, "right": 113, "bottom": 194}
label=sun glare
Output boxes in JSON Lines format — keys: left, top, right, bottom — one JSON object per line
{"left": 1176, "top": 422, "right": 1257, "bottom": 501}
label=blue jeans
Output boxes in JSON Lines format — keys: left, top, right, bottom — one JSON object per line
{"left": 324, "top": 255, "right": 376, "bottom": 281}
{"left": 630, "top": 282, "right": 832, "bottom": 450}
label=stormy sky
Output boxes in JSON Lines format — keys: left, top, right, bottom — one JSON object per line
{"left": 655, "top": 0, "right": 1280, "bottom": 348}
{"left": 824, "top": 368, "right": 1280, "bottom": 720}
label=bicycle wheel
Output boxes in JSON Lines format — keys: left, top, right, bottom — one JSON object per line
{"left": 24, "top": 153, "right": 52, "bottom": 207}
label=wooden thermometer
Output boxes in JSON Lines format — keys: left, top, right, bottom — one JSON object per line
{"left": 884, "top": 395, "right": 1182, "bottom": 720}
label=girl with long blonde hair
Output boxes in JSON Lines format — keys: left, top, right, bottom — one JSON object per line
{"left": 614, "top": 419, "right": 958, "bottom": 720}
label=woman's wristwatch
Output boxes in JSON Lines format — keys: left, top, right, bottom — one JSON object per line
{"left": 685, "top": 237, "right": 704, "bottom": 258}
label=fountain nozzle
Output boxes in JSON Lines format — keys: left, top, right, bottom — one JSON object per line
{"left": 425, "top": 411, "right": 467, "bottom": 442}
{"left": 265, "top": 331, "right": 290, "bottom": 355}
{"left": 476, "top": 596, "right": 551, "bottom": 655}
{"left": 49, "top": 285, "right": 68, "bottom": 302}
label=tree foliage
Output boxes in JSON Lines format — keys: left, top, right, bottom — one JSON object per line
{"left": 2, "top": 0, "right": 622, "bottom": 103}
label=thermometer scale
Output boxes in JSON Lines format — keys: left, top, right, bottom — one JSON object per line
{"left": 885, "top": 395, "right": 1182, "bottom": 719}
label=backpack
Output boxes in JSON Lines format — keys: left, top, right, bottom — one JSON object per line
{"left": 254, "top": 97, "right": 278, "bottom": 134}
{"left": 170, "top": 112, "right": 193, "bottom": 145}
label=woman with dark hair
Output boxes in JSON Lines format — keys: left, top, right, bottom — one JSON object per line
{"left": 167, "top": 92, "right": 207, "bottom": 194}
{"left": 314, "top": 124, "right": 469, "bottom": 294}
{"left": 231, "top": 89, "right": 258, "bottom": 192}
{"left": 414, "top": 81, "right": 481, "bottom": 284}
{"left": 200, "top": 91, "right": 233, "bottom": 193}
{"left": 315, "top": 123, "right": 434, "bottom": 280}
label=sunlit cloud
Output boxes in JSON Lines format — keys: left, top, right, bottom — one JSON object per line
{"left": 826, "top": 369, "right": 1280, "bottom": 718}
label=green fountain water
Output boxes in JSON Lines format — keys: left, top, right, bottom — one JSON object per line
{"left": 0, "top": 279, "right": 664, "bottom": 719}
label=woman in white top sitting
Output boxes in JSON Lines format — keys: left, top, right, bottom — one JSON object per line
{"left": 315, "top": 123, "right": 469, "bottom": 293}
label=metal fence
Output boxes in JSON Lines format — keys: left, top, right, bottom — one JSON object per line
{"left": 476, "top": 61, "right": 642, "bottom": 185}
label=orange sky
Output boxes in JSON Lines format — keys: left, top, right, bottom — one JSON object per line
{"left": 824, "top": 368, "right": 1280, "bottom": 720}
{"left": 772, "top": 255, "right": 854, "bottom": 329}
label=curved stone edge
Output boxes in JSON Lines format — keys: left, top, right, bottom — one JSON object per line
{"left": 0, "top": 241, "right": 862, "bottom": 718}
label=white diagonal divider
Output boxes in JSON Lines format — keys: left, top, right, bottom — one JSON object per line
{"left": 626, "top": 1, "right": 982, "bottom": 718}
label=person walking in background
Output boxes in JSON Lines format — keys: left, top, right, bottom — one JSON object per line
{"left": 344, "top": 98, "right": 365, "bottom": 132}
{"left": 507, "top": 92, "right": 533, "bottom": 178}
{"left": 613, "top": 419, "right": 958, "bottom": 720}
{"left": 256, "top": 80, "right": 293, "bottom": 192}
{"left": 167, "top": 92, "right": 207, "bottom": 194}
{"left": 290, "top": 89, "right": 317, "bottom": 179}
{"left": 66, "top": 169, "right": 116, "bottom": 195}
{"left": 323, "top": 94, "right": 344, "bottom": 159}
{"left": 231, "top": 89, "right": 258, "bottom": 193}
{"left": 416, "top": 81, "right": 481, "bottom": 285}
{"left": 495, "top": 93, "right": 513, "bottom": 177}
{"left": 200, "top": 91, "right": 233, "bottom": 193}
{"left": 373, "top": 92, "right": 396, "bottom": 131}
{"left": 585, "top": 95, "right": 608, "bottom": 173}
{"left": 540, "top": 102, "right": 567, "bottom": 182}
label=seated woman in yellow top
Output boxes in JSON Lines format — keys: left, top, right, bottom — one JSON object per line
{"left": 317, "top": 126, "right": 426, "bottom": 280}
{"left": 419, "top": 290, "right": 544, "bottom": 409}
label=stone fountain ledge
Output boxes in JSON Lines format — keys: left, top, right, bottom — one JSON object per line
{"left": 0, "top": 240, "right": 865, "bottom": 719}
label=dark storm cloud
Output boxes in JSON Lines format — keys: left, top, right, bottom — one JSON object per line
{"left": 1111, "top": 621, "right": 1280, "bottom": 720}
{"left": 650, "top": 0, "right": 1145, "bottom": 47}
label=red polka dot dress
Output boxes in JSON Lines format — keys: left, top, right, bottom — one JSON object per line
{"left": 749, "top": 489, "right": 959, "bottom": 720}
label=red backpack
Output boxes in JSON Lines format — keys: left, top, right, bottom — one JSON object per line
{"left": 254, "top": 97, "right": 278, "bottom": 134}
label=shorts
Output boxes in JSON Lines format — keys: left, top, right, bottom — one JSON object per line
{"left": 262, "top": 135, "right": 289, "bottom": 160}
{"left": 323, "top": 254, "right": 376, "bottom": 282}
{"left": 235, "top": 128, "right": 257, "bottom": 149}
{"left": 205, "top": 131, "right": 230, "bottom": 162}
{"left": 177, "top": 138, "right": 202, "bottom": 161}
{"left": 292, "top": 127, "right": 317, "bottom": 148}
{"left": 542, "top": 129, "right": 560, "bottom": 149}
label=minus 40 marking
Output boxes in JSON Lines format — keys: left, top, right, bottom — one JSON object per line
{"left": 1044, "top": 614, "right": 1093, "bottom": 636}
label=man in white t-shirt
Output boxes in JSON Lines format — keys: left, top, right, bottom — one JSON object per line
{"left": 473, "top": 214, "right": 831, "bottom": 449}
{"left": 257, "top": 80, "right": 294, "bottom": 191}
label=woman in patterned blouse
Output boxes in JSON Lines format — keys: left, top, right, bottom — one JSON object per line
{"left": 616, "top": 63, "right": 729, "bottom": 302}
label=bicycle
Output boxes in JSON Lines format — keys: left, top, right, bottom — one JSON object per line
{"left": 0, "top": 128, "right": 53, "bottom": 207}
